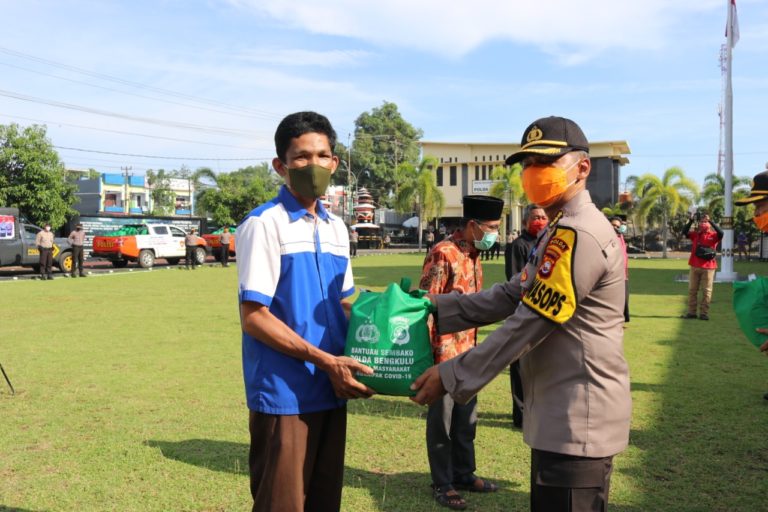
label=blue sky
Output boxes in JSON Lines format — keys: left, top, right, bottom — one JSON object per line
{"left": 1, "top": 0, "right": 767, "bottom": 189}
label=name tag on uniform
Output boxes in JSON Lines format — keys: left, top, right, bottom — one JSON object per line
{"left": 522, "top": 227, "right": 578, "bottom": 323}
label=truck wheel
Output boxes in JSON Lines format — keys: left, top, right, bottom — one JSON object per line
{"left": 138, "top": 250, "right": 155, "bottom": 269}
{"left": 58, "top": 251, "right": 73, "bottom": 273}
{"left": 166, "top": 258, "right": 180, "bottom": 266}
{"left": 194, "top": 247, "right": 207, "bottom": 265}
{"left": 112, "top": 260, "right": 129, "bottom": 268}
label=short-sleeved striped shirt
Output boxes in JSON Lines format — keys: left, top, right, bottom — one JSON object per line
{"left": 237, "top": 185, "right": 355, "bottom": 414}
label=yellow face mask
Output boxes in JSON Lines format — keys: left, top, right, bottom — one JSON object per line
{"left": 522, "top": 159, "right": 580, "bottom": 208}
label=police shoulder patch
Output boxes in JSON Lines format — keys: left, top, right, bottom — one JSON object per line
{"left": 521, "top": 227, "right": 577, "bottom": 324}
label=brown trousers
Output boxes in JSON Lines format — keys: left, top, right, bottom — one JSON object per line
{"left": 249, "top": 406, "right": 346, "bottom": 512}
{"left": 687, "top": 267, "right": 715, "bottom": 316}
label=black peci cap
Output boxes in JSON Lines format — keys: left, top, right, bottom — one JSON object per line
{"left": 505, "top": 116, "right": 589, "bottom": 166}
{"left": 463, "top": 195, "right": 504, "bottom": 221}
{"left": 735, "top": 169, "right": 768, "bottom": 205}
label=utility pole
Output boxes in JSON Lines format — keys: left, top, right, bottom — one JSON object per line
{"left": 347, "top": 133, "right": 352, "bottom": 225}
{"left": 121, "top": 166, "right": 132, "bottom": 214}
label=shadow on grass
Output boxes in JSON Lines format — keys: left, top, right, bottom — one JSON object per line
{"left": 0, "top": 507, "right": 48, "bottom": 512}
{"left": 145, "top": 439, "right": 249, "bottom": 475}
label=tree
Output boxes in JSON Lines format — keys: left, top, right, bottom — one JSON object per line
{"left": 489, "top": 164, "right": 525, "bottom": 233}
{"left": 632, "top": 167, "right": 699, "bottom": 258}
{"left": 394, "top": 156, "right": 444, "bottom": 249}
{"left": 701, "top": 172, "right": 752, "bottom": 220}
{"left": 0, "top": 123, "right": 77, "bottom": 228}
{"left": 351, "top": 102, "right": 423, "bottom": 204}
{"left": 145, "top": 169, "right": 175, "bottom": 215}
{"left": 195, "top": 163, "right": 280, "bottom": 226}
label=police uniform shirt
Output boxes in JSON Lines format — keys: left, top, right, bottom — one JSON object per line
{"left": 434, "top": 189, "right": 631, "bottom": 458}
{"left": 35, "top": 230, "right": 54, "bottom": 248}
{"left": 185, "top": 233, "right": 197, "bottom": 247}
{"left": 68, "top": 230, "right": 86, "bottom": 246}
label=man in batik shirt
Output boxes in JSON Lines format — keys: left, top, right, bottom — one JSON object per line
{"left": 419, "top": 195, "right": 504, "bottom": 510}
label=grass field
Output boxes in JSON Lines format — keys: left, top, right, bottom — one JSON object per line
{"left": 1, "top": 255, "right": 767, "bottom": 512}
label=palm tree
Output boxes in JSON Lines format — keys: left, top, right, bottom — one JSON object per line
{"left": 633, "top": 167, "right": 699, "bottom": 258}
{"left": 489, "top": 163, "right": 525, "bottom": 234}
{"left": 394, "top": 155, "right": 445, "bottom": 249}
{"left": 701, "top": 172, "right": 752, "bottom": 219}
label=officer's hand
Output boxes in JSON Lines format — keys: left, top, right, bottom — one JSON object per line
{"left": 409, "top": 366, "right": 445, "bottom": 406}
{"left": 757, "top": 328, "right": 768, "bottom": 354}
{"left": 325, "top": 356, "right": 375, "bottom": 399}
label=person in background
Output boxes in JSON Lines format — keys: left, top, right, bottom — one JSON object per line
{"left": 237, "top": 111, "right": 374, "bottom": 511}
{"left": 35, "top": 223, "right": 55, "bottom": 280}
{"left": 504, "top": 204, "right": 548, "bottom": 428}
{"left": 681, "top": 212, "right": 723, "bottom": 321}
{"left": 185, "top": 228, "right": 199, "bottom": 270}
{"left": 382, "top": 232, "right": 391, "bottom": 249}
{"left": 420, "top": 195, "right": 504, "bottom": 510}
{"left": 425, "top": 229, "right": 435, "bottom": 253}
{"left": 219, "top": 226, "right": 232, "bottom": 267}
{"left": 68, "top": 223, "right": 86, "bottom": 278}
{"left": 349, "top": 227, "right": 359, "bottom": 257}
{"left": 736, "top": 231, "right": 748, "bottom": 261}
{"left": 735, "top": 168, "right": 768, "bottom": 400}
{"left": 609, "top": 216, "right": 630, "bottom": 323}
{"left": 411, "top": 116, "right": 631, "bottom": 512}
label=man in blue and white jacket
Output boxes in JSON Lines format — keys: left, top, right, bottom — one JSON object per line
{"left": 237, "top": 111, "right": 374, "bottom": 512}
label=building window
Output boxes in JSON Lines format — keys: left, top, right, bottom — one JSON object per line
{"left": 449, "top": 166, "right": 457, "bottom": 186}
{"left": 436, "top": 167, "right": 443, "bottom": 186}
{"left": 440, "top": 157, "right": 444, "bottom": 163}
{"left": 474, "top": 156, "right": 478, "bottom": 162}
{"left": 482, "top": 165, "right": 487, "bottom": 180}
{"left": 482, "top": 155, "right": 486, "bottom": 162}
{"left": 496, "top": 155, "right": 500, "bottom": 161}
{"left": 475, "top": 167, "right": 479, "bottom": 180}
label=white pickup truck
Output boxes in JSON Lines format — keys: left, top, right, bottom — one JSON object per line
{"left": 91, "top": 223, "right": 208, "bottom": 268}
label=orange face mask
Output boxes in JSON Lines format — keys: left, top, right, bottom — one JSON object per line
{"left": 522, "top": 159, "right": 580, "bottom": 208}
{"left": 753, "top": 211, "right": 768, "bottom": 232}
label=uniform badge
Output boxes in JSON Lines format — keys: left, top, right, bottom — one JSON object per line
{"left": 522, "top": 227, "right": 578, "bottom": 324}
{"left": 526, "top": 126, "right": 543, "bottom": 143}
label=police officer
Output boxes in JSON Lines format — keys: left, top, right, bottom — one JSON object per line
{"left": 411, "top": 116, "right": 631, "bottom": 512}
{"left": 504, "top": 204, "right": 548, "bottom": 428}
{"left": 35, "top": 223, "right": 55, "bottom": 280}
{"left": 185, "top": 228, "right": 199, "bottom": 270}
{"left": 219, "top": 226, "right": 232, "bottom": 267}
{"left": 68, "top": 223, "right": 87, "bottom": 277}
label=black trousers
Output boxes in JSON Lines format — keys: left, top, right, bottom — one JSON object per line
{"left": 350, "top": 242, "right": 357, "bottom": 257}
{"left": 71, "top": 245, "right": 85, "bottom": 276}
{"left": 39, "top": 247, "right": 53, "bottom": 277}
{"left": 530, "top": 449, "right": 614, "bottom": 512}
{"left": 185, "top": 246, "right": 197, "bottom": 268}
{"left": 426, "top": 394, "right": 478, "bottom": 486}
{"left": 509, "top": 360, "right": 524, "bottom": 427}
{"left": 623, "top": 279, "right": 630, "bottom": 323}
{"left": 220, "top": 244, "right": 229, "bottom": 266}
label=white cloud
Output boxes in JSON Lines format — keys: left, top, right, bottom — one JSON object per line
{"left": 232, "top": 48, "right": 373, "bottom": 67}
{"left": 224, "top": 0, "right": 726, "bottom": 59}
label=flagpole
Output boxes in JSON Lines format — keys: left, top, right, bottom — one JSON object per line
{"left": 718, "top": 0, "right": 737, "bottom": 281}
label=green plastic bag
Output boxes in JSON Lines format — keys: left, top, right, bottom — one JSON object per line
{"left": 732, "top": 277, "right": 768, "bottom": 349}
{"left": 345, "top": 278, "right": 434, "bottom": 396}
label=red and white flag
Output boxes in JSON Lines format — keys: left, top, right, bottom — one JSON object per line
{"left": 726, "top": 0, "right": 740, "bottom": 47}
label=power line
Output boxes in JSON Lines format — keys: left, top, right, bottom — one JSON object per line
{"left": 54, "top": 145, "right": 272, "bottom": 161}
{"left": 0, "top": 60, "right": 277, "bottom": 121}
{"left": 0, "top": 46, "right": 281, "bottom": 119}
{"left": 0, "top": 113, "right": 263, "bottom": 150}
{"left": 0, "top": 88, "right": 263, "bottom": 138}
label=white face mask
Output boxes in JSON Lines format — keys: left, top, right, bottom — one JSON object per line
{"left": 44, "top": 226, "right": 51, "bottom": 232}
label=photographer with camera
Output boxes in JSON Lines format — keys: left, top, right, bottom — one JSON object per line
{"left": 682, "top": 209, "right": 723, "bottom": 321}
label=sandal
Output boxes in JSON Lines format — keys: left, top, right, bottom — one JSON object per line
{"left": 431, "top": 484, "right": 467, "bottom": 510}
{"left": 453, "top": 475, "right": 499, "bottom": 493}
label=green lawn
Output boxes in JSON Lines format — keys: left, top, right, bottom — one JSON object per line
{"left": 1, "top": 256, "right": 766, "bottom": 511}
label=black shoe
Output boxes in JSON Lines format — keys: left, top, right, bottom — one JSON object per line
{"left": 699, "top": 314, "right": 709, "bottom": 321}
{"left": 763, "top": 392, "right": 767, "bottom": 401}
{"left": 79, "top": 274, "right": 86, "bottom": 277}
{"left": 47, "top": 276, "right": 54, "bottom": 280}
{"left": 681, "top": 313, "right": 697, "bottom": 319}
